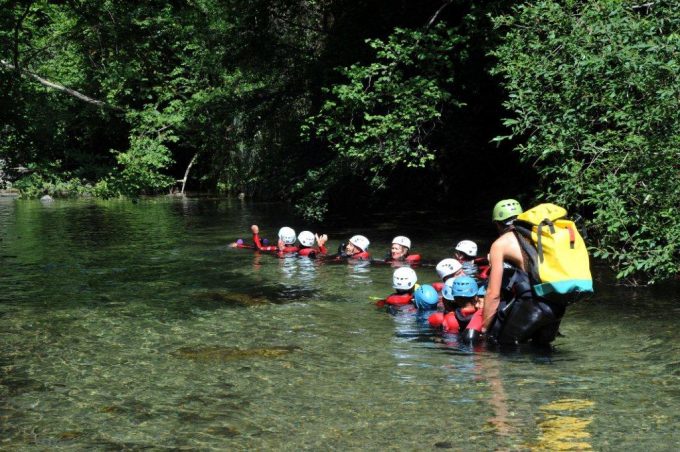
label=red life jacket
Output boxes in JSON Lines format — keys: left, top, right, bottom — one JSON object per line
{"left": 350, "top": 251, "right": 370, "bottom": 260}
{"left": 298, "top": 245, "right": 327, "bottom": 257}
{"left": 466, "top": 308, "right": 484, "bottom": 333}
{"left": 279, "top": 245, "right": 299, "bottom": 254}
{"left": 405, "top": 254, "right": 421, "bottom": 263}
{"left": 385, "top": 293, "right": 413, "bottom": 306}
{"left": 432, "top": 282, "right": 444, "bottom": 292}
{"left": 442, "top": 312, "right": 460, "bottom": 334}
{"left": 478, "top": 265, "right": 491, "bottom": 280}
{"left": 428, "top": 311, "right": 445, "bottom": 328}
{"left": 474, "top": 257, "right": 491, "bottom": 280}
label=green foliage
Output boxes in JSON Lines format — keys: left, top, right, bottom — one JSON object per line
{"left": 99, "top": 104, "right": 183, "bottom": 197}
{"left": 491, "top": 1, "right": 680, "bottom": 284}
{"left": 13, "top": 163, "right": 93, "bottom": 198}
{"left": 299, "top": 23, "right": 462, "bottom": 220}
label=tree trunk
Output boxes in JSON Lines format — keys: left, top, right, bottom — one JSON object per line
{"left": 180, "top": 152, "right": 199, "bottom": 196}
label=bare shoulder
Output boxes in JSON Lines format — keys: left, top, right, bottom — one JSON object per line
{"left": 491, "top": 231, "right": 517, "bottom": 250}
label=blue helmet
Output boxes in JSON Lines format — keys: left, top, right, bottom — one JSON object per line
{"left": 452, "top": 276, "right": 478, "bottom": 298}
{"left": 477, "top": 285, "right": 487, "bottom": 297}
{"left": 414, "top": 284, "right": 439, "bottom": 309}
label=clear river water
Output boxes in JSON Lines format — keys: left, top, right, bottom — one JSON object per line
{"left": 1, "top": 197, "right": 678, "bottom": 450}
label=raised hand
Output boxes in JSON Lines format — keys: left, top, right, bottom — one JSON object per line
{"left": 315, "top": 233, "right": 328, "bottom": 247}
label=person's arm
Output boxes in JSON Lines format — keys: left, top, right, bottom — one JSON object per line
{"left": 251, "top": 224, "right": 277, "bottom": 252}
{"left": 315, "top": 233, "right": 328, "bottom": 254}
{"left": 483, "top": 238, "right": 504, "bottom": 331}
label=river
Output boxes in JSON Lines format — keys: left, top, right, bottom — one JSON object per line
{"left": 1, "top": 197, "right": 678, "bottom": 450}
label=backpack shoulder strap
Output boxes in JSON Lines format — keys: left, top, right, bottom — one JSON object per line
{"left": 512, "top": 225, "right": 540, "bottom": 286}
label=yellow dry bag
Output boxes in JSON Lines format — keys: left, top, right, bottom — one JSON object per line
{"left": 513, "top": 203, "right": 593, "bottom": 300}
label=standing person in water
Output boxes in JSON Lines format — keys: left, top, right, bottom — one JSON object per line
{"left": 483, "top": 199, "right": 566, "bottom": 346}
{"left": 384, "top": 236, "right": 421, "bottom": 264}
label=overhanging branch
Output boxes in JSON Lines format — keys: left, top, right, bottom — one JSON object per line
{"left": 1, "top": 58, "right": 124, "bottom": 111}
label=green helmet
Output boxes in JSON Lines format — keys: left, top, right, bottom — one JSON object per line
{"left": 492, "top": 199, "right": 523, "bottom": 222}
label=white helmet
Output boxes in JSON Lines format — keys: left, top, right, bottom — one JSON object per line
{"left": 297, "top": 230, "right": 315, "bottom": 247}
{"left": 436, "top": 258, "right": 463, "bottom": 280}
{"left": 392, "top": 236, "right": 411, "bottom": 249}
{"left": 393, "top": 267, "right": 417, "bottom": 291}
{"left": 349, "top": 235, "right": 370, "bottom": 251}
{"left": 441, "top": 278, "right": 456, "bottom": 301}
{"left": 278, "top": 227, "right": 297, "bottom": 245}
{"left": 455, "top": 240, "right": 478, "bottom": 258}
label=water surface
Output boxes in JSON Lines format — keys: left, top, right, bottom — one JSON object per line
{"left": 1, "top": 198, "right": 678, "bottom": 450}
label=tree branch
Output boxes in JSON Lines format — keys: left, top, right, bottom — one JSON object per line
{"left": 0, "top": 59, "right": 123, "bottom": 111}
{"left": 427, "top": 0, "right": 454, "bottom": 28}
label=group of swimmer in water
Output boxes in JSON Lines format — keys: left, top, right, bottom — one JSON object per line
{"left": 231, "top": 199, "right": 567, "bottom": 347}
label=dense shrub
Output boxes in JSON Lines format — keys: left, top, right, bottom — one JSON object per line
{"left": 491, "top": 1, "right": 680, "bottom": 284}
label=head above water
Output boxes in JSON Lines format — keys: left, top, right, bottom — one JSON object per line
{"left": 452, "top": 276, "right": 478, "bottom": 298}
{"left": 436, "top": 258, "right": 463, "bottom": 281}
{"left": 297, "top": 230, "right": 315, "bottom": 247}
{"left": 347, "top": 235, "right": 370, "bottom": 254}
{"left": 392, "top": 267, "right": 417, "bottom": 291}
{"left": 414, "top": 284, "right": 439, "bottom": 309}
{"left": 454, "top": 240, "right": 477, "bottom": 259}
{"left": 391, "top": 236, "right": 411, "bottom": 260}
{"left": 278, "top": 226, "right": 297, "bottom": 245}
{"left": 492, "top": 199, "right": 523, "bottom": 224}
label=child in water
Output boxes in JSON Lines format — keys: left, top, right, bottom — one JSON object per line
{"left": 297, "top": 230, "right": 328, "bottom": 257}
{"left": 428, "top": 276, "right": 484, "bottom": 343}
{"left": 431, "top": 258, "right": 464, "bottom": 292}
{"left": 382, "top": 267, "right": 418, "bottom": 306}
{"left": 454, "top": 240, "right": 478, "bottom": 277}
{"left": 454, "top": 239, "right": 490, "bottom": 282}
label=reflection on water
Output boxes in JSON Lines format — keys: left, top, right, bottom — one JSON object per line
{"left": 534, "top": 399, "right": 594, "bottom": 450}
{"left": 0, "top": 198, "right": 679, "bottom": 450}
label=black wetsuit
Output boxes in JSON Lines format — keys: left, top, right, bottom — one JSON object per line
{"left": 488, "top": 267, "right": 566, "bottom": 345}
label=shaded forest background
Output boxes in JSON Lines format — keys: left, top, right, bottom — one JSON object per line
{"left": 1, "top": 0, "right": 678, "bottom": 284}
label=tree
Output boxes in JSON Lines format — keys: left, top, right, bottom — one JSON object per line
{"left": 491, "top": 0, "right": 680, "bottom": 284}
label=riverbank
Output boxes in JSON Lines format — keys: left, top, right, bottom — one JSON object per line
{"left": 0, "top": 189, "right": 20, "bottom": 197}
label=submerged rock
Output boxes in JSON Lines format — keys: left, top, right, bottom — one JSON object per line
{"left": 172, "top": 345, "right": 300, "bottom": 362}
{"left": 191, "top": 291, "right": 269, "bottom": 307}
{"left": 40, "top": 195, "right": 54, "bottom": 202}
{"left": 58, "top": 431, "right": 82, "bottom": 441}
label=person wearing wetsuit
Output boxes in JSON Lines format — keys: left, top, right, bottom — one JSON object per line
{"left": 231, "top": 225, "right": 299, "bottom": 254}
{"left": 453, "top": 239, "right": 491, "bottom": 282}
{"left": 325, "top": 234, "right": 371, "bottom": 261}
{"left": 483, "top": 199, "right": 567, "bottom": 346}
{"left": 381, "top": 267, "right": 418, "bottom": 306}
{"left": 383, "top": 236, "right": 421, "bottom": 264}
{"left": 297, "top": 230, "right": 328, "bottom": 257}
{"left": 428, "top": 276, "right": 484, "bottom": 343}
{"left": 431, "top": 258, "right": 464, "bottom": 293}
